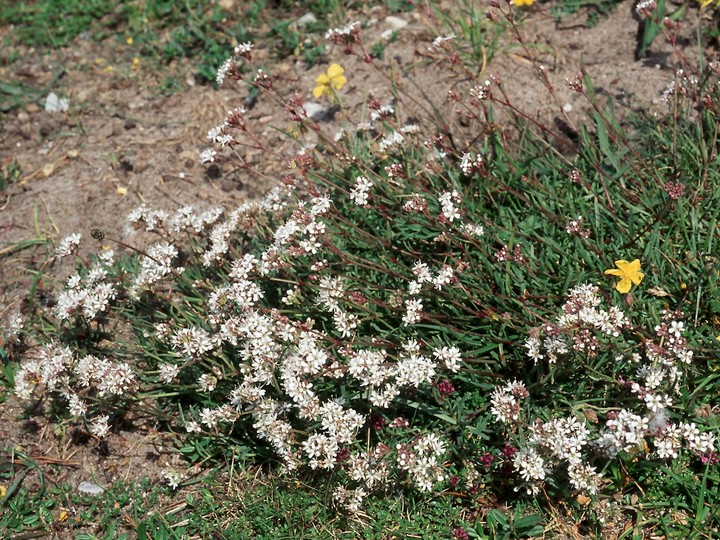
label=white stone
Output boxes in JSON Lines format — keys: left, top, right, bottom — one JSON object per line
{"left": 304, "top": 102, "right": 330, "bottom": 122}
{"left": 297, "top": 12, "right": 318, "bottom": 26}
{"left": 78, "top": 481, "right": 104, "bottom": 495}
{"left": 384, "top": 16, "right": 408, "bottom": 31}
{"left": 45, "top": 92, "right": 69, "bottom": 113}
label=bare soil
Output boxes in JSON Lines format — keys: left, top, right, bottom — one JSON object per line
{"left": 0, "top": 0, "right": 715, "bottom": 530}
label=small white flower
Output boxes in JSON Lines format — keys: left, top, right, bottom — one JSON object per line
{"left": 89, "top": 415, "right": 110, "bottom": 438}
{"left": 199, "top": 148, "right": 217, "bottom": 164}
{"left": 234, "top": 41, "right": 253, "bottom": 57}
{"left": 55, "top": 233, "right": 82, "bottom": 258}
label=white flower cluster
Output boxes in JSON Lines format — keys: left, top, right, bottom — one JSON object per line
{"left": 333, "top": 485, "right": 367, "bottom": 513}
{"left": 161, "top": 468, "right": 185, "bottom": 490}
{"left": 325, "top": 21, "right": 361, "bottom": 45}
{"left": 507, "top": 286, "right": 718, "bottom": 496}
{"left": 54, "top": 251, "right": 118, "bottom": 321}
{"left": 490, "top": 380, "right": 528, "bottom": 425}
{"left": 595, "top": 410, "right": 716, "bottom": 462}
{"left": 303, "top": 400, "right": 365, "bottom": 470}
{"left": 460, "top": 152, "right": 484, "bottom": 176}
{"left": 438, "top": 190, "right": 462, "bottom": 222}
{"left": 130, "top": 241, "right": 183, "bottom": 296}
{"left": 529, "top": 416, "right": 590, "bottom": 466}
{"left": 15, "top": 344, "right": 138, "bottom": 437}
{"left": 349, "top": 176, "right": 373, "bottom": 207}
{"left": 4, "top": 312, "right": 25, "bottom": 341}
{"left": 314, "top": 276, "right": 357, "bottom": 338}
{"left": 378, "top": 131, "right": 404, "bottom": 153}
{"left": 469, "top": 80, "right": 491, "bottom": 101}
{"left": 396, "top": 433, "right": 447, "bottom": 491}
{"left": 595, "top": 409, "right": 649, "bottom": 457}
{"left": 512, "top": 448, "right": 547, "bottom": 495}
{"left": 170, "top": 205, "right": 223, "bottom": 233}
{"left": 126, "top": 204, "right": 171, "bottom": 234}
{"left": 428, "top": 33, "right": 456, "bottom": 53}
{"left": 347, "top": 445, "right": 391, "bottom": 489}
{"left": 407, "top": 260, "right": 457, "bottom": 297}
{"left": 346, "top": 340, "right": 460, "bottom": 408}
{"left": 55, "top": 233, "right": 82, "bottom": 258}
{"left": 369, "top": 104, "right": 395, "bottom": 123}
{"left": 524, "top": 283, "right": 628, "bottom": 364}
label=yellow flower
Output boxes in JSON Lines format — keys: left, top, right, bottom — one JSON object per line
{"left": 605, "top": 259, "right": 644, "bottom": 293}
{"left": 512, "top": 0, "right": 536, "bottom": 5}
{"left": 0, "top": 484, "right": 6, "bottom": 498}
{"left": 313, "top": 64, "right": 347, "bottom": 99}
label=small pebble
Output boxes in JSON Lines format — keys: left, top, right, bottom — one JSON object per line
{"left": 384, "top": 16, "right": 408, "bottom": 31}
{"left": 78, "top": 481, "right": 104, "bottom": 495}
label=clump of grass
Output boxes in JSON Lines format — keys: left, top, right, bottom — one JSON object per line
{"left": 5, "top": 2, "right": 720, "bottom": 536}
{"left": 0, "top": 159, "right": 21, "bottom": 191}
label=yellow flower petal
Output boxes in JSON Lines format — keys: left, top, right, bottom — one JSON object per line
{"left": 331, "top": 74, "right": 347, "bottom": 91}
{"left": 616, "top": 278, "right": 632, "bottom": 294}
{"left": 605, "top": 258, "right": 643, "bottom": 293}
{"left": 327, "top": 64, "right": 344, "bottom": 79}
{"left": 312, "top": 64, "right": 347, "bottom": 99}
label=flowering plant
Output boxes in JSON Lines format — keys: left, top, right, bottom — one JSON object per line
{"left": 6, "top": 6, "right": 720, "bottom": 535}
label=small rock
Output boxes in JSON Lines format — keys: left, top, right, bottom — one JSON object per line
{"left": 296, "top": 12, "right": 318, "bottom": 26}
{"left": 303, "top": 102, "right": 338, "bottom": 122}
{"left": 258, "top": 115, "right": 273, "bottom": 124}
{"left": 17, "top": 111, "right": 29, "bottom": 123}
{"left": 562, "top": 102, "right": 573, "bottom": 113}
{"left": 124, "top": 119, "right": 136, "bottom": 130}
{"left": 78, "top": 481, "right": 104, "bottom": 495}
{"left": 26, "top": 103, "right": 40, "bottom": 114}
{"left": 67, "top": 149, "right": 79, "bottom": 159}
{"left": 384, "top": 16, "right": 408, "bottom": 31}
{"left": 45, "top": 92, "right": 69, "bottom": 113}
{"left": 303, "top": 102, "right": 327, "bottom": 121}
